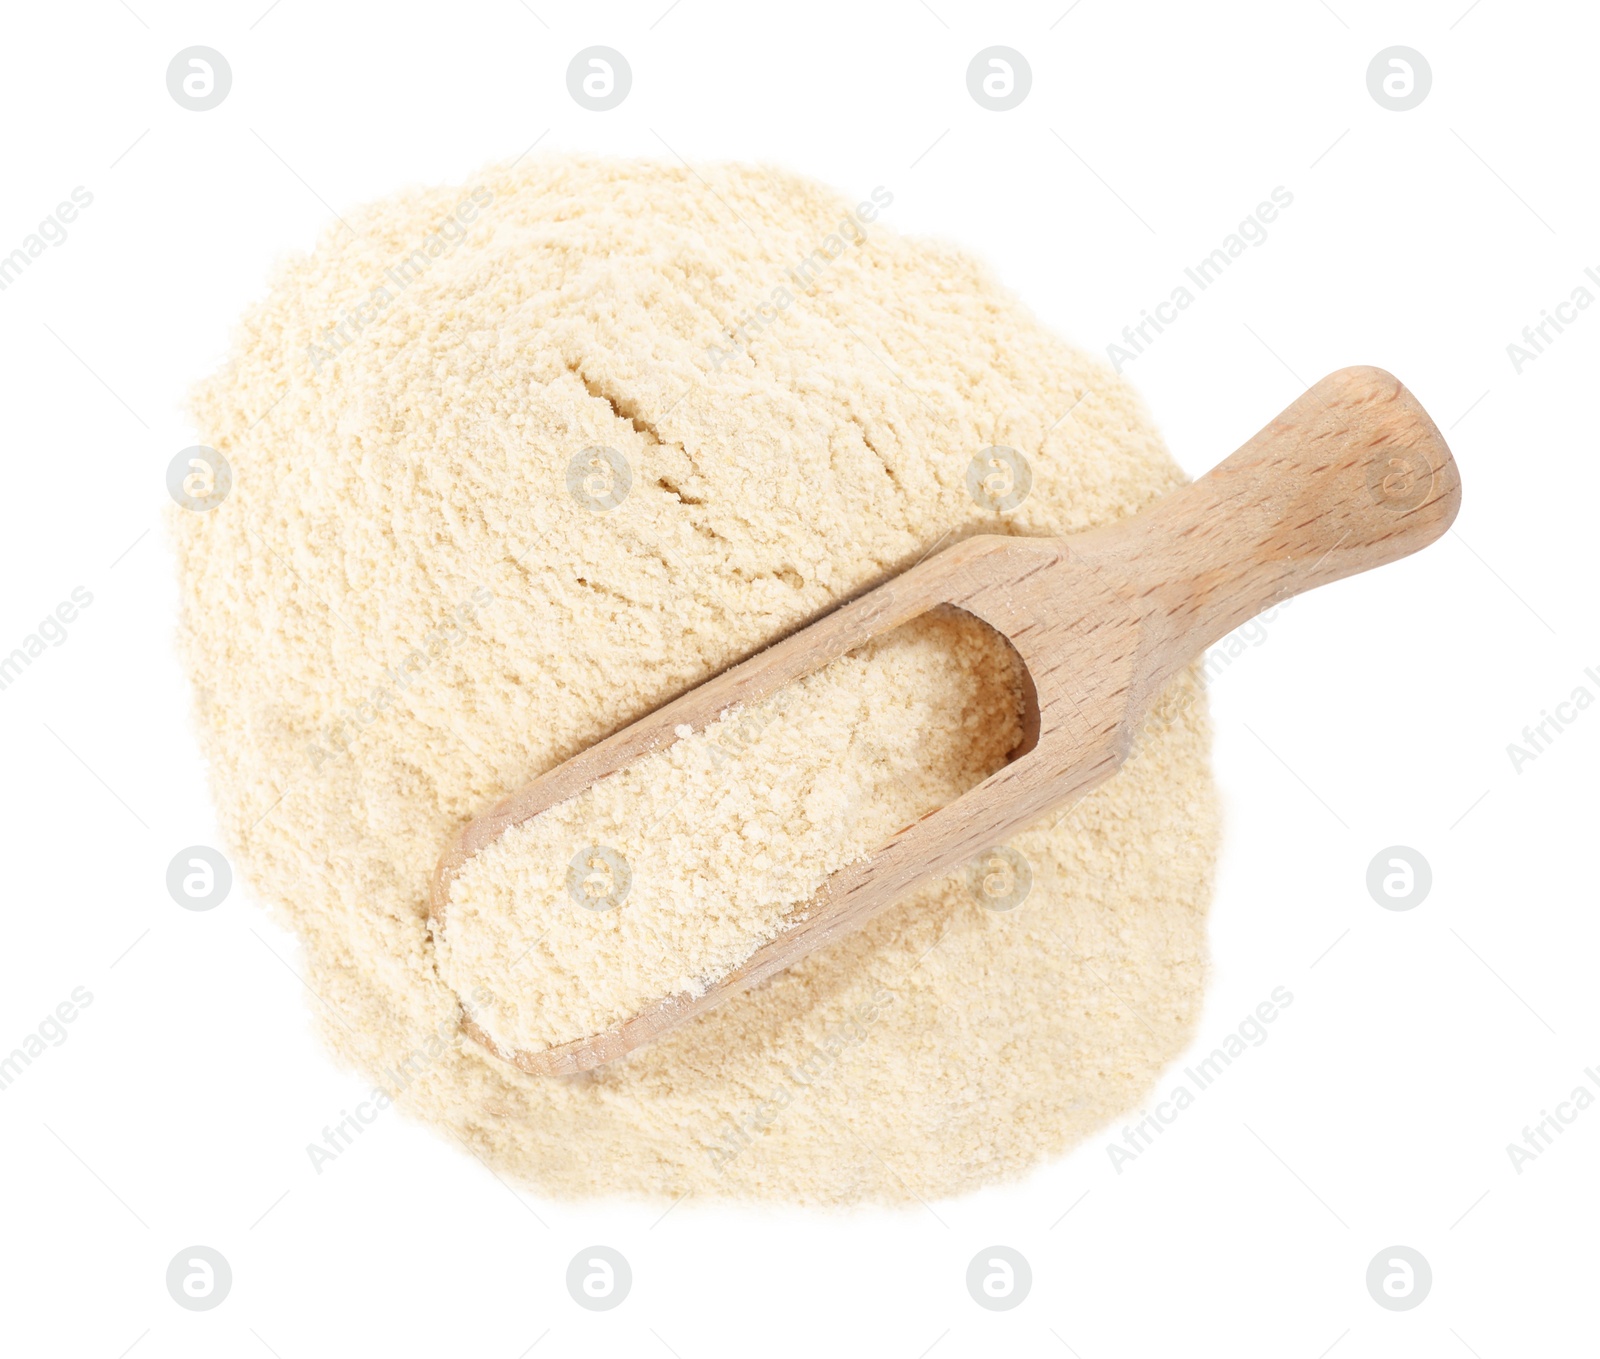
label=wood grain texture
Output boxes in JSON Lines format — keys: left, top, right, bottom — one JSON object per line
{"left": 431, "top": 366, "right": 1461, "bottom": 1075}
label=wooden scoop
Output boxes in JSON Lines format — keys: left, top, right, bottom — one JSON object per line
{"left": 432, "top": 365, "right": 1460, "bottom": 1075}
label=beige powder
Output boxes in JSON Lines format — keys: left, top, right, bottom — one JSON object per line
{"left": 439, "top": 608, "right": 1027, "bottom": 1057}
{"left": 173, "top": 155, "right": 1218, "bottom": 1205}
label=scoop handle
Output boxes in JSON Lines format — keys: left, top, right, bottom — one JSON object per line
{"left": 1102, "top": 365, "right": 1460, "bottom": 684}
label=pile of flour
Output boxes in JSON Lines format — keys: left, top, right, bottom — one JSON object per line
{"left": 172, "top": 155, "right": 1217, "bottom": 1204}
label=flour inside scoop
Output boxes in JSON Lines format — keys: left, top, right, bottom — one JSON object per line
{"left": 438, "top": 607, "right": 1028, "bottom": 1058}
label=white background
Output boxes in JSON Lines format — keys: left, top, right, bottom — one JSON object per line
{"left": 0, "top": 1, "right": 1594, "bottom": 1355}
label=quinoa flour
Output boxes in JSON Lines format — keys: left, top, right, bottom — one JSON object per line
{"left": 173, "top": 155, "right": 1219, "bottom": 1205}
